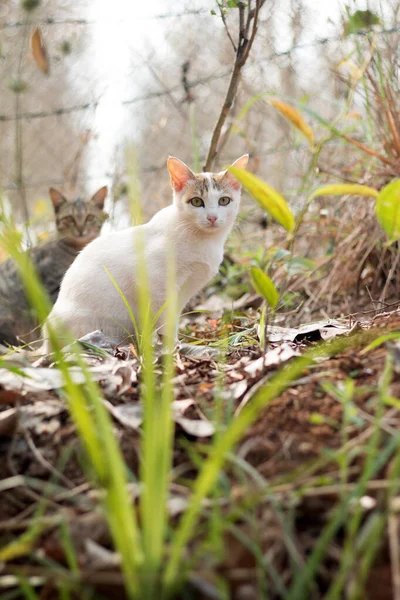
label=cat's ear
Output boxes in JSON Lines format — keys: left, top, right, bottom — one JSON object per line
{"left": 222, "top": 154, "right": 249, "bottom": 190}
{"left": 91, "top": 186, "right": 108, "bottom": 209}
{"left": 49, "top": 188, "right": 67, "bottom": 211}
{"left": 167, "top": 157, "right": 195, "bottom": 192}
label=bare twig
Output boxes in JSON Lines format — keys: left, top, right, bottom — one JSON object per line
{"left": 379, "top": 247, "right": 400, "bottom": 306}
{"left": 2, "top": 28, "right": 400, "bottom": 125}
{"left": 181, "top": 61, "right": 194, "bottom": 103}
{"left": 204, "top": 0, "right": 265, "bottom": 171}
{"left": 139, "top": 51, "right": 186, "bottom": 117}
{"left": 218, "top": 2, "right": 237, "bottom": 52}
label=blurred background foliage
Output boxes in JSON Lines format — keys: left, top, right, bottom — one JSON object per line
{"left": 1, "top": 0, "right": 398, "bottom": 230}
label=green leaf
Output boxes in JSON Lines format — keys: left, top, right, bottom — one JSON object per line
{"left": 250, "top": 267, "right": 279, "bottom": 308}
{"left": 7, "top": 78, "right": 28, "bottom": 94}
{"left": 22, "top": 0, "right": 41, "bottom": 11}
{"left": 309, "top": 413, "right": 326, "bottom": 425}
{"left": 375, "top": 179, "right": 400, "bottom": 242}
{"left": 360, "top": 331, "right": 400, "bottom": 355}
{"left": 344, "top": 9, "right": 381, "bottom": 36}
{"left": 310, "top": 184, "right": 378, "bottom": 199}
{"left": 285, "top": 257, "right": 316, "bottom": 276}
{"left": 229, "top": 167, "right": 295, "bottom": 231}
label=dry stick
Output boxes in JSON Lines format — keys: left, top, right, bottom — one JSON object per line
{"left": 379, "top": 247, "right": 400, "bottom": 306}
{"left": 386, "top": 83, "right": 400, "bottom": 142}
{"left": 342, "top": 133, "right": 396, "bottom": 168}
{"left": 203, "top": 0, "right": 265, "bottom": 172}
{"left": 365, "top": 70, "right": 400, "bottom": 158}
{"left": 218, "top": 2, "right": 237, "bottom": 52}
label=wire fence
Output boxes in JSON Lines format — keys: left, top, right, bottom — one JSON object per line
{"left": 0, "top": 0, "right": 398, "bottom": 225}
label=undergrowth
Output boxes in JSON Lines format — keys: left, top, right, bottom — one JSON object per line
{"left": 1, "top": 5, "right": 400, "bottom": 600}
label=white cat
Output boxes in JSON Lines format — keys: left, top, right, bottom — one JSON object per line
{"left": 43, "top": 154, "right": 248, "bottom": 348}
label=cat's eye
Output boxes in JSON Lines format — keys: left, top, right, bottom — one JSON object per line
{"left": 85, "top": 215, "right": 95, "bottom": 223}
{"left": 189, "top": 197, "right": 204, "bottom": 208}
{"left": 219, "top": 196, "right": 231, "bottom": 206}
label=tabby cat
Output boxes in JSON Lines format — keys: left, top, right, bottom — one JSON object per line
{"left": 0, "top": 186, "right": 108, "bottom": 346}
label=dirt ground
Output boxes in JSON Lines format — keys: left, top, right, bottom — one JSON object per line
{"left": 1, "top": 306, "right": 400, "bottom": 598}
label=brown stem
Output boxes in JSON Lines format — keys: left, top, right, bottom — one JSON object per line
{"left": 203, "top": 0, "right": 264, "bottom": 171}
{"left": 379, "top": 247, "right": 400, "bottom": 306}
{"left": 218, "top": 2, "right": 237, "bottom": 52}
{"left": 342, "top": 134, "right": 396, "bottom": 167}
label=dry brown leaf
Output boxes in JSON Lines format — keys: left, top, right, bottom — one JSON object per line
{"left": 172, "top": 399, "right": 215, "bottom": 437}
{"left": 270, "top": 99, "right": 314, "bottom": 146}
{"left": 244, "top": 344, "right": 299, "bottom": 377}
{"left": 106, "top": 399, "right": 215, "bottom": 438}
{"left": 0, "top": 407, "right": 19, "bottom": 436}
{"left": 0, "top": 366, "right": 104, "bottom": 396}
{"left": 20, "top": 400, "right": 65, "bottom": 436}
{"left": 84, "top": 539, "right": 121, "bottom": 569}
{"left": 105, "top": 401, "right": 143, "bottom": 430}
{"left": 0, "top": 389, "right": 21, "bottom": 405}
{"left": 175, "top": 416, "right": 214, "bottom": 437}
{"left": 30, "top": 27, "right": 50, "bottom": 75}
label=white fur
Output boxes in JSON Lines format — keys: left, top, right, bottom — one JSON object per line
{"left": 43, "top": 156, "right": 248, "bottom": 348}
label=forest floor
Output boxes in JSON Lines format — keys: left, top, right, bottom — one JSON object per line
{"left": 1, "top": 277, "right": 400, "bottom": 598}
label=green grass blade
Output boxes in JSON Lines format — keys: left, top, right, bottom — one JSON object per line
{"left": 0, "top": 224, "right": 143, "bottom": 598}
{"left": 103, "top": 265, "right": 140, "bottom": 343}
{"left": 163, "top": 330, "right": 384, "bottom": 592}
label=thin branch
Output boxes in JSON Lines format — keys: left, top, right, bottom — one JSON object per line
{"left": 379, "top": 248, "right": 400, "bottom": 306}
{"left": 204, "top": 0, "right": 265, "bottom": 171}
{"left": 1, "top": 27, "right": 400, "bottom": 124}
{"left": 218, "top": 3, "right": 237, "bottom": 52}
{"left": 239, "top": 1, "right": 245, "bottom": 38}
{"left": 181, "top": 61, "right": 194, "bottom": 103}
{"left": 140, "top": 53, "right": 186, "bottom": 118}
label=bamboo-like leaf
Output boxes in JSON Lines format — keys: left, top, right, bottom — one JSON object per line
{"left": 310, "top": 184, "right": 378, "bottom": 199}
{"left": 228, "top": 167, "right": 295, "bottom": 231}
{"left": 30, "top": 27, "right": 50, "bottom": 75}
{"left": 250, "top": 267, "right": 279, "bottom": 308}
{"left": 269, "top": 99, "right": 314, "bottom": 146}
{"left": 375, "top": 179, "right": 400, "bottom": 242}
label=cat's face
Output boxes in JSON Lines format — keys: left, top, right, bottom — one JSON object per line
{"left": 49, "top": 186, "right": 108, "bottom": 248}
{"left": 167, "top": 155, "right": 248, "bottom": 234}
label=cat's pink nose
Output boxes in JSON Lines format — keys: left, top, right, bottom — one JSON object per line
{"left": 207, "top": 215, "right": 218, "bottom": 225}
